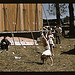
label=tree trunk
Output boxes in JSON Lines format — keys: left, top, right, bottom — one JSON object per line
{"left": 69, "top": 2, "right": 74, "bottom": 37}
{"left": 56, "top": 3, "right": 60, "bottom": 26}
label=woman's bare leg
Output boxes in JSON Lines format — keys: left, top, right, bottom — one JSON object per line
{"left": 50, "top": 44, "right": 54, "bottom": 56}
{"left": 50, "top": 57, "right": 53, "bottom": 66}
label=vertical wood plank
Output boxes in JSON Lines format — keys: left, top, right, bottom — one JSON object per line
{"left": 0, "top": 3, "right": 43, "bottom": 32}
{"left": 20, "top": 4, "right": 24, "bottom": 31}
{"left": 0, "top": 4, "right": 4, "bottom": 32}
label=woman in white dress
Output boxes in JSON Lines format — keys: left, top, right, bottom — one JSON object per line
{"left": 47, "top": 30, "right": 55, "bottom": 56}
{"left": 41, "top": 33, "right": 53, "bottom": 66}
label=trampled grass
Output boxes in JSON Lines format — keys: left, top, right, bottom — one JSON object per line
{"left": 0, "top": 37, "right": 75, "bottom": 72}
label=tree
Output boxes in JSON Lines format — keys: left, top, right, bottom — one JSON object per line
{"left": 56, "top": 3, "right": 60, "bottom": 25}
{"left": 69, "top": 2, "right": 75, "bottom": 37}
{"left": 46, "top": 3, "right": 68, "bottom": 25}
{"left": 44, "top": 3, "right": 75, "bottom": 37}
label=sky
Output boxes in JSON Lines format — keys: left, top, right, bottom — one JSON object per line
{"left": 43, "top": 3, "right": 75, "bottom": 19}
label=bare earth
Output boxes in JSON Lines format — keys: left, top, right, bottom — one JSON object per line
{"left": 0, "top": 37, "right": 75, "bottom": 72}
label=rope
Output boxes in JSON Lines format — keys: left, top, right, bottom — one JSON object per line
{"left": 15, "top": 4, "right": 18, "bottom": 31}
{"left": 15, "top": 4, "right": 23, "bottom": 46}
{"left": 42, "top": 4, "right": 50, "bottom": 37}
{"left": 37, "top": 4, "right": 43, "bottom": 36}
{"left": 42, "top": 4, "right": 50, "bottom": 26}
{"left": 24, "top": 4, "right": 36, "bottom": 47}
{"left": 3, "top": 4, "right": 17, "bottom": 53}
{"left": 17, "top": 4, "right": 23, "bottom": 46}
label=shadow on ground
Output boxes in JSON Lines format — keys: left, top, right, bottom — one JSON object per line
{"left": 61, "top": 48, "right": 75, "bottom": 55}
{"left": 23, "top": 61, "right": 44, "bottom": 65}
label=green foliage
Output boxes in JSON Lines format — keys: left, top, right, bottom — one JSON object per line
{"left": 46, "top": 3, "right": 68, "bottom": 16}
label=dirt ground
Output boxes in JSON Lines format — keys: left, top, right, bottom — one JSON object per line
{"left": 0, "top": 36, "right": 75, "bottom": 72}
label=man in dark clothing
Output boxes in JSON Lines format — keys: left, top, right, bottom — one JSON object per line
{"left": 55, "top": 26, "right": 61, "bottom": 44}
{"left": 0, "top": 36, "right": 11, "bottom": 51}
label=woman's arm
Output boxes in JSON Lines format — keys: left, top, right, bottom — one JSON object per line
{"left": 42, "top": 35, "right": 48, "bottom": 46}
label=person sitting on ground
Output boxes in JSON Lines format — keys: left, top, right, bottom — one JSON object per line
{"left": 0, "top": 36, "right": 11, "bottom": 51}
{"left": 47, "top": 30, "right": 55, "bottom": 56}
{"left": 41, "top": 32, "right": 53, "bottom": 66}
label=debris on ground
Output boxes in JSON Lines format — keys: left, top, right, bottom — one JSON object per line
{"left": 63, "top": 64, "right": 66, "bottom": 67}
{"left": 37, "top": 47, "right": 40, "bottom": 49}
{"left": 37, "top": 37, "right": 40, "bottom": 42}
{"left": 36, "top": 55, "right": 38, "bottom": 56}
{"left": 60, "top": 46, "right": 62, "bottom": 48}
{"left": 68, "top": 46, "right": 70, "bottom": 47}
{"left": 0, "top": 51, "right": 3, "bottom": 53}
{"left": 14, "top": 56, "right": 21, "bottom": 59}
{"left": 58, "top": 54, "right": 60, "bottom": 55}
{"left": 12, "top": 52, "right": 15, "bottom": 54}
{"left": 23, "top": 46, "right": 26, "bottom": 48}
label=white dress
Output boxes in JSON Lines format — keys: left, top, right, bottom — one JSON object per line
{"left": 48, "top": 34, "right": 54, "bottom": 45}
{"left": 42, "top": 40, "right": 52, "bottom": 56}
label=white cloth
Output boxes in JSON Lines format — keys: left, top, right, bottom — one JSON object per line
{"left": 44, "top": 45, "right": 50, "bottom": 50}
{"left": 45, "top": 29, "right": 48, "bottom": 38}
{"left": 41, "top": 32, "right": 44, "bottom": 36}
{"left": 50, "top": 28, "right": 52, "bottom": 31}
{"left": 42, "top": 49, "right": 52, "bottom": 56}
{"left": 59, "top": 27, "right": 62, "bottom": 33}
{"left": 48, "top": 34, "right": 54, "bottom": 45}
{"left": 42, "top": 40, "right": 52, "bottom": 56}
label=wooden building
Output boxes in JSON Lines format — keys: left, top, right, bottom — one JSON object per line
{"left": 0, "top": 3, "right": 43, "bottom": 32}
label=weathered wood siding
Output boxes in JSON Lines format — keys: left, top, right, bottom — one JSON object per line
{"left": 0, "top": 3, "right": 43, "bottom": 32}
{"left": 0, "top": 4, "right": 4, "bottom": 32}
